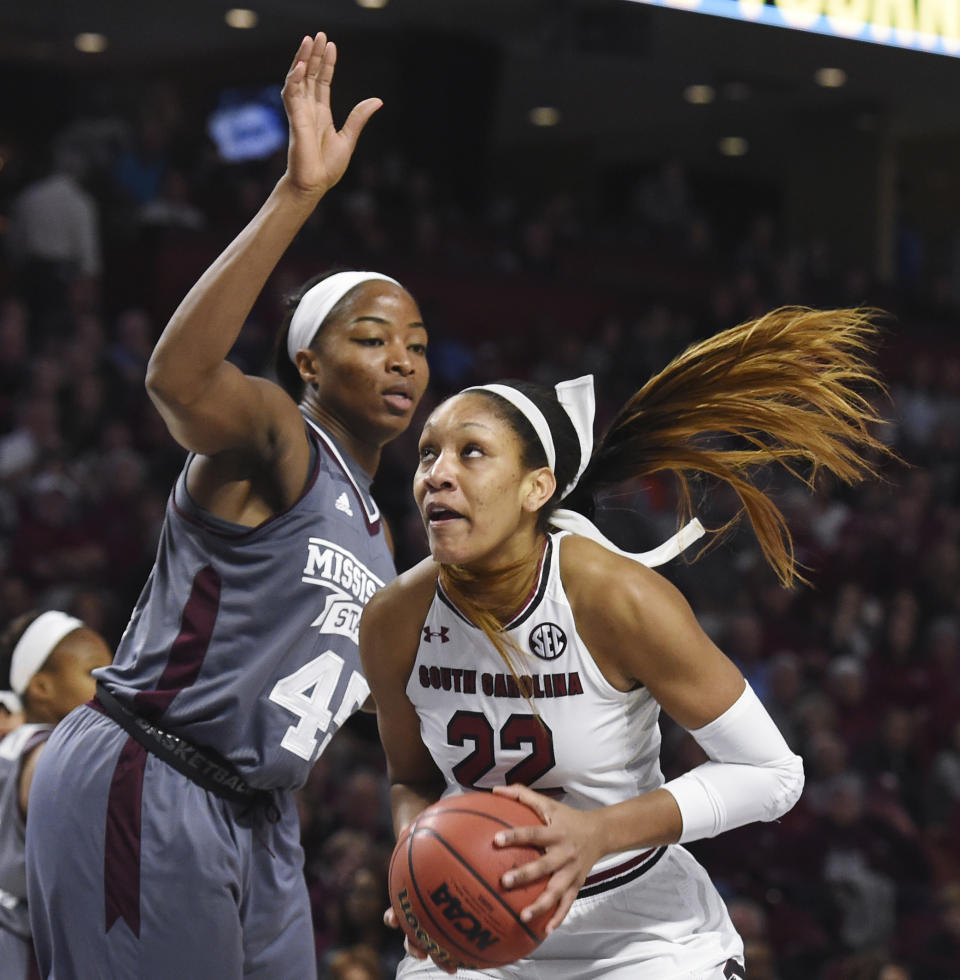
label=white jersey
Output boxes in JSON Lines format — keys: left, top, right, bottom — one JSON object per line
{"left": 402, "top": 531, "right": 745, "bottom": 979}
{"left": 407, "top": 531, "right": 664, "bottom": 879}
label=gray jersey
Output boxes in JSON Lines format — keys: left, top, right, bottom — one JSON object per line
{"left": 95, "top": 418, "right": 395, "bottom": 790}
{"left": 0, "top": 723, "right": 51, "bottom": 939}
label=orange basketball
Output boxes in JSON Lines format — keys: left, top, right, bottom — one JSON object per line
{"left": 388, "top": 792, "right": 553, "bottom": 970}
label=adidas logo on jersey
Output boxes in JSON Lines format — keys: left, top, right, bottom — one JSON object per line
{"left": 335, "top": 492, "right": 353, "bottom": 517}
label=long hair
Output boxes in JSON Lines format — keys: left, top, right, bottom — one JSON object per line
{"left": 567, "top": 306, "right": 894, "bottom": 586}
{"left": 438, "top": 307, "right": 895, "bottom": 672}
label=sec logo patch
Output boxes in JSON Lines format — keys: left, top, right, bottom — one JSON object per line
{"left": 528, "top": 622, "right": 567, "bottom": 661}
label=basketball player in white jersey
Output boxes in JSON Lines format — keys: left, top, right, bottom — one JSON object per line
{"left": 0, "top": 611, "right": 112, "bottom": 979}
{"left": 360, "top": 310, "right": 894, "bottom": 979}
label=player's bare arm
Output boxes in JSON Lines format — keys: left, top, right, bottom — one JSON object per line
{"left": 489, "top": 535, "right": 750, "bottom": 932}
{"left": 145, "top": 34, "right": 382, "bottom": 513}
{"left": 18, "top": 741, "right": 44, "bottom": 817}
{"left": 359, "top": 559, "right": 446, "bottom": 834}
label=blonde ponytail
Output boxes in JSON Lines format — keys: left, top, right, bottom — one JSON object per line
{"left": 580, "top": 307, "right": 895, "bottom": 586}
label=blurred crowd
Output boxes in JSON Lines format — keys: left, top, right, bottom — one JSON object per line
{"left": 2, "top": 70, "right": 960, "bottom": 980}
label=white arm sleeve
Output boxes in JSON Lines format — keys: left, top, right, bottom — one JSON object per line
{"left": 661, "top": 682, "right": 804, "bottom": 844}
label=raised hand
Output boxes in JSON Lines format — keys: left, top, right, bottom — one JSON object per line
{"left": 280, "top": 33, "right": 383, "bottom": 198}
{"left": 491, "top": 783, "right": 606, "bottom": 936}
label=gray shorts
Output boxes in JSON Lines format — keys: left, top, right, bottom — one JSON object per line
{"left": 26, "top": 704, "right": 315, "bottom": 980}
{"left": 0, "top": 924, "right": 36, "bottom": 980}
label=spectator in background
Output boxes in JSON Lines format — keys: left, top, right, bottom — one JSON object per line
{"left": 328, "top": 943, "right": 384, "bottom": 980}
{"left": 320, "top": 863, "right": 401, "bottom": 979}
{"left": 137, "top": 168, "right": 206, "bottom": 235}
{"left": 6, "top": 145, "right": 102, "bottom": 340}
{"left": 8, "top": 471, "right": 107, "bottom": 596}
{"left": 0, "top": 300, "right": 30, "bottom": 423}
{"left": 0, "top": 393, "right": 61, "bottom": 484}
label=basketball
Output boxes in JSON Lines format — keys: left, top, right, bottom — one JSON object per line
{"left": 388, "top": 792, "right": 553, "bottom": 970}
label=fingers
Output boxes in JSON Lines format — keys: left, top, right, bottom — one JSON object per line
{"left": 287, "top": 35, "right": 312, "bottom": 75}
{"left": 339, "top": 98, "right": 384, "bottom": 149}
{"left": 544, "top": 889, "right": 578, "bottom": 935}
{"left": 492, "top": 782, "right": 550, "bottom": 822}
{"left": 384, "top": 906, "right": 398, "bottom": 929}
{"left": 516, "top": 869, "right": 577, "bottom": 927}
{"left": 494, "top": 822, "right": 551, "bottom": 850}
{"left": 303, "top": 32, "right": 328, "bottom": 84}
{"left": 500, "top": 847, "right": 559, "bottom": 889}
{"left": 316, "top": 39, "right": 336, "bottom": 106}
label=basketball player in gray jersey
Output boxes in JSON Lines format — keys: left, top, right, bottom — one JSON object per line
{"left": 26, "top": 33, "right": 428, "bottom": 980}
{"left": 0, "top": 610, "right": 112, "bottom": 980}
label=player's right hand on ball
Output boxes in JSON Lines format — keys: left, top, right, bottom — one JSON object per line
{"left": 384, "top": 906, "right": 459, "bottom": 974}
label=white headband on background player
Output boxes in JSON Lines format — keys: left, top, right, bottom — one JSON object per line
{"left": 286, "top": 271, "right": 401, "bottom": 364}
{"left": 0, "top": 691, "right": 21, "bottom": 714}
{"left": 463, "top": 374, "right": 705, "bottom": 569}
{"left": 9, "top": 611, "right": 84, "bottom": 696}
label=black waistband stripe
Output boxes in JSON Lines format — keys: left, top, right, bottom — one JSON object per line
{"left": 576, "top": 846, "right": 667, "bottom": 900}
{"left": 94, "top": 683, "right": 264, "bottom": 806}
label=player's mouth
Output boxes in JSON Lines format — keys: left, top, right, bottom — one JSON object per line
{"left": 424, "top": 502, "right": 466, "bottom": 526}
{"left": 383, "top": 385, "right": 414, "bottom": 413}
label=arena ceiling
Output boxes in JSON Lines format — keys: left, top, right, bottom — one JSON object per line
{"left": 2, "top": 0, "right": 960, "bottom": 173}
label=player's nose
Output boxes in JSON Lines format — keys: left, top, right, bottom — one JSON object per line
{"left": 424, "top": 450, "right": 457, "bottom": 489}
{"left": 386, "top": 337, "right": 415, "bottom": 376}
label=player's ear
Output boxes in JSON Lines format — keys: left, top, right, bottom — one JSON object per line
{"left": 25, "top": 671, "right": 55, "bottom": 721}
{"left": 521, "top": 467, "right": 555, "bottom": 514}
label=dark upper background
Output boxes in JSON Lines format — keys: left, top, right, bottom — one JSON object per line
{"left": 3, "top": 0, "right": 960, "bottom": 276}
{"left": 3, "top": 7, "right": 960, "bottom": 978}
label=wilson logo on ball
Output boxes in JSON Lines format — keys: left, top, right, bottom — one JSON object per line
{"left": 396, "top": 888, "right": 453, "bottom": 963}
{"left": 528, "top": 622, "right": 567, "bottom": 660}
{"left": 430, "top": 882, "right": 500, "bottom": 951}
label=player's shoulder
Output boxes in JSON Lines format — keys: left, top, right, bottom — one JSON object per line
{"left": 558, "top": 532, "right": 661, "bottom": 591}
{"left": 361, "top": 558, "right": 439, "bottom": 682}
{"left": 365, "top": 557, "right": 439, "bottom": 627}
{"left": 557, "top": 532, "right": 684, "bottom": 626}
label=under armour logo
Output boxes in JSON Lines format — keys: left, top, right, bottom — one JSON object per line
{"left": 423, "top": 626, "right": 450, "bottom": 643}
{"left": 335, "top": 492, "right": 353, "bottom": 517}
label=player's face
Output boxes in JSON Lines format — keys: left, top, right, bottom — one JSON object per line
{"left": 37, "top": 628, "right": 113, "bottom": 722}
{"left": 305, "top": 282, "right": 429, "bottom": 448}
{"left": 415, "top": 394, "right": 549, "bottom": 569}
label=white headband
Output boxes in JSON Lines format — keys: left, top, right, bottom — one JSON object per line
{"left": 0, "top": 691, "right": 21, "bottom": 714}
{"left": 464, "top": 375, "right": 595, "bottom": 500}
{"left": 286, "top": 271, "right": 401, "bottom": 363}
{"left": 462, "top": 374, "right": 705, "bottom": 568}
{"left": 10, "top": 611, "right": 84, "bottom": 696}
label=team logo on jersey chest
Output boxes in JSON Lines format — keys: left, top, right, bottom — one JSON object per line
{"left": 528, "top": 622, "right": 567, "bottom": 660}
{"left": 302, "top": 538, "right": 385, "bottom": 644}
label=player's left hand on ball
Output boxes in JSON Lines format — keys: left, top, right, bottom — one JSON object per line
{"left": 491, "top": 783, "right": 604, "bottom": 936}
{"left": 384, "top": 906, "right": 458, "bottom": 974}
